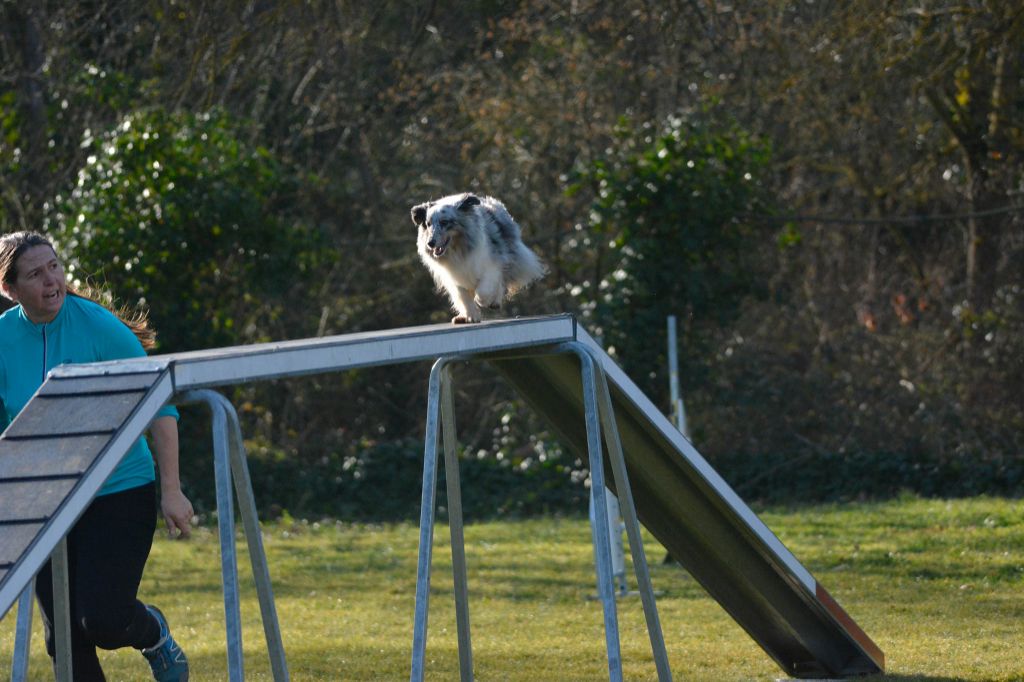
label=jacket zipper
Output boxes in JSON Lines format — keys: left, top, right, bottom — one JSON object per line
{"left": 41, "top": 324, "right": 47, "bottom": 383}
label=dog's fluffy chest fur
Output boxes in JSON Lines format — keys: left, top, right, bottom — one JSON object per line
{"left": 421, "top": 236, "right": 494, "bottom": 290}
{"left": 411, "top": 193, "right": 545, "bottom": 323}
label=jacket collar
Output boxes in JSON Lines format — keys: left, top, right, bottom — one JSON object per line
{"left": 15, "top": 295, "right": 69, "bottom": 335}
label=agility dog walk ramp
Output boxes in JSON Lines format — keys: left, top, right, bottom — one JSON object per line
{"left": 0, "top": 314, "right": 882, "bottom": 679}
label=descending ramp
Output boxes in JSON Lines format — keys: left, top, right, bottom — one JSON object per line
{"left": 1, "top": 314, "right": 882, "bottom": 678}
{"left": 488, "top": 326, "right": 884, "bottom": 678}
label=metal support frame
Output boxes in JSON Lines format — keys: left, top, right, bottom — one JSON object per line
{"left": 177, "top": 390, "right": 289, "bottom": 682}
{"left": 11, "top": 540, "right": 73, "bottom": 682}
{"left": 410, "top": 342, "right": 671, "bottom": 682}
{"left": 11, "top": 390, "right": 289, "bottom": 682}
{"left": 411, "top": 357, "right": 473, "bottom": 682}
{"left": 11, "top": 581, "right": 33, "bottom": 681}
{"left": 51, "top": 540, "right": 72, "bottom": 681}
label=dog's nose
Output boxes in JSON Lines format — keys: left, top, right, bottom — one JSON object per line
{"left": 427, "top": 238, "right": 436, "bottom": 248}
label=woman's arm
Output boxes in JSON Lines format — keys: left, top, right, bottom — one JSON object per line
{"left": 149, "top": 415, "right": 194, "bottom": 538}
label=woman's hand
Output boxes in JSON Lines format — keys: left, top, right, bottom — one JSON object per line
{"left": 161, "top": 486, "right": 195, "bottom": 538}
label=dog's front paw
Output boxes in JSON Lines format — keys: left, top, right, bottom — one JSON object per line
{"left": 452, "top": 314, "right": 481, "bottom": 324}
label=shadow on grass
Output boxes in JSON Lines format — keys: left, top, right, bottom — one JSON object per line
{"left": 872, "top": 671, "right": 974, "bottom": 675}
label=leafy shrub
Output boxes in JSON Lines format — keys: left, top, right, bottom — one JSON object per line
{"left": 565, "top": 112, "right": 772, "bottom": 401}
{"left": 46, "top": 107, "right": 331, "bottom": 351}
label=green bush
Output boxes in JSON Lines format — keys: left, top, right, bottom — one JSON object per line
{"left": 46, "top": 107, "right": 331, "bottom": 351}
{"left": 565, "top": 112, "right": 772, "bottom": 400}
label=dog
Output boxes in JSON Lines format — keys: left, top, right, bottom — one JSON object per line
{"left": 411, "top": 193, "right": 545, "bottom": 323}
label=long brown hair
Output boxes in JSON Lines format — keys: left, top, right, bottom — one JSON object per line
{"left": 0, "top": 231, "right": 157, "bottom": 350}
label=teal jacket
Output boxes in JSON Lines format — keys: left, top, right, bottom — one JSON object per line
{"left": 0, "top": 294, "right": 178, "bottom": 496}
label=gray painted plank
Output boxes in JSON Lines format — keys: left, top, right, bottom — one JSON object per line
{"left": 39, "top": 373, "right": 162, "bottom": 396}
{"left": 3, "top": 393, "right": 145, "bottom": 438}
{"left": 0, "top": 523, "right": 44, "bottom": 565}
{"left": 0, "top": 434, "right": 110, "bottom": 478}
{"left": 0, "top": 480, "right": 77, "bottom": 522}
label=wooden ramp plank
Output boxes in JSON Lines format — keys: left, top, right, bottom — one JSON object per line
{"left": 4, "top": 392, "right": 147, "bottom": 438}
{"left": 39, "top": 372, "right": 164, "bottom": 396}
{"left": 0, "top": 523, "right": 45, "bottom": 565}
{"left": 0, "top": 435, "right": 111, "bottom": 479}
{"left": 0, "top": 480, "right": 78, "bottom": 522}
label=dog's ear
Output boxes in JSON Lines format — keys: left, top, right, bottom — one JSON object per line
{"left": 411, "top": 203, "right": 429, "bottom": 226}
{"left": 457, "top": 194, "right": 481, "bottom": 212}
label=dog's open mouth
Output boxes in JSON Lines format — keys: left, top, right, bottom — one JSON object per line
{"left": 431, "top": 240, "right": 449, "bottom": 258}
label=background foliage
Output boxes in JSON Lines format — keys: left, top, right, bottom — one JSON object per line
{"left": 1, "top": 1, "right": 1021, "bottom": 517}
{"left": 48, "top": 107, "right": 328, "bottom": 351}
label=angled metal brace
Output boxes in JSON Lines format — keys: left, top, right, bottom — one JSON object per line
{"left": 588, "top": 346, "right": 672, "bottom": 681}
{"left": 11, "top": 581, "right": 33, "bottom": 681}
{"left": 411, "top": 357, "right": 473, "bottom": 681}
{"left": 51, "top": 540, "right": 72, "bottom": 681}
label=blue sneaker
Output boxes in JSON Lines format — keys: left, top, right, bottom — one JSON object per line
{"left": 141, "top": 605, "right": 189, "bottom": 682}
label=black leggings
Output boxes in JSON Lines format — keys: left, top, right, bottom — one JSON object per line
{"left": 35, "top": 482, "right": 162, "bottom": 681}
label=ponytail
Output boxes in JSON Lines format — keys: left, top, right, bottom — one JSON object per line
{"left": 69, "top": 286, "right": 158, "bottom": 351}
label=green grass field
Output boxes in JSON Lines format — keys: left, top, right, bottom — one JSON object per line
{"left": 2, "top": 495, "right": 1022, "bottom": 681}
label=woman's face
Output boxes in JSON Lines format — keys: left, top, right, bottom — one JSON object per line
{"left": 3, "top": 244, "right": 67, "bottom": 324}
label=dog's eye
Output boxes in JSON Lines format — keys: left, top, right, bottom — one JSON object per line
{"left": 440, "top": 219, "right": 453, "bottom": 229}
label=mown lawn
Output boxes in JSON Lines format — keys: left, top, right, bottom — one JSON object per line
{"left": 2, "top": 495, "right": 1022, "bottom": 680}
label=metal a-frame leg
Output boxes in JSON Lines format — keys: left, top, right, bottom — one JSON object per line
{"left": 570, "top": 345, "right": 624, "bottom": 681}
{"left": 411, "top": 346, "right": 670, "bottom": 682}
{"left": 11, "top": 581, "right": 34, "bottom": 682}
{"left": 53, "top": 539, "right": 74, "bottom": 681}
{"left": 440, "top": 364, "right": 474, "bottom": 680}
{"left": 411, "top": 358, "right": 473, "bottom": 682}
{"left": 559, "top": 341, "right": 671, "bottom": 681}
{"left": 589, "top": 349, "right": 673, "bottom": 681}
{"left": 222, "top": 395, "right": 290, "bottom": 682}
{"left": 178, "top": 390, "right": 289, "bottom": 682}
{"left": 49, "top": 538, "right": 73, "bottom": 682}
{"left": 12, "top": 540, "right": 72, "bottom": 682}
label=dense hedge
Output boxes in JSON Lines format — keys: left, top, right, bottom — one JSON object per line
{"left": 174, "top": 432, "right": 1022, "bottom": 524}
{"left": 181, "top": 437, "right": 591, "bottom": 523}
{"left": 714, "top": 449, "right": 1024, "bottom": 506}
